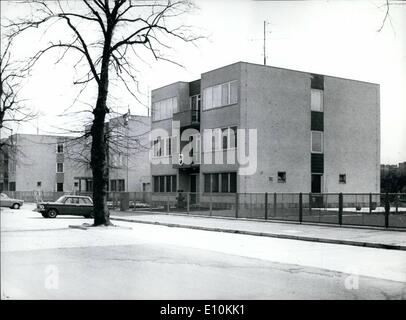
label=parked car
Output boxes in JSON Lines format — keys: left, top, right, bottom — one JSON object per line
{"left": 36, "top": 195, "right": 94, "bottom": 218}
{"left": 0, "top": 193, "right": 24, "bottom": 209}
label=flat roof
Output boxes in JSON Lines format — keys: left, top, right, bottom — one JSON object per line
{"left": 153, "top": 61, "right": 379, "bottom": 90}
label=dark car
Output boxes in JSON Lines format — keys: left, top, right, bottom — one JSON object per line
{"left": 37, "top": 195, "right": 94, "bottom": 218}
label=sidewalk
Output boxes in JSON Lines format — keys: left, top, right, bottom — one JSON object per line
{"left": 110, "top": 210, "right": 406, "bottom": 251}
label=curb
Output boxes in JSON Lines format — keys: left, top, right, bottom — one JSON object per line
{"left": 110, "top": 210, "right": 406, "bottom": 232}
{"left": 110, "top": 216, "right": 406, "bottom": 251}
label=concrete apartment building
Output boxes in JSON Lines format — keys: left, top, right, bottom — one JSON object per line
{"left": 0, "top": 134, "right": 85, "bottom": 192}
{"left": 0, "top": 115, "right": 151, "bottom": 194}
{"left": 150, "top": 61, "right": 380, "bottom": 198}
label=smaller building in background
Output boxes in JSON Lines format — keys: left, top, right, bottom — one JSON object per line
{"left": 398, "top": 162, "right": 406, "bottom": 175}
{"left": 380, "top": 164, "right": 402, "bottom": 176}
{"left": 0, "top": 134, "right": 84, "bottom": 192}
{"left": 0, "top": 115, "right": 151, "bottom": 194}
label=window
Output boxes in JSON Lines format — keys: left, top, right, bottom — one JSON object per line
{"left": 221, "top": 173, "right": 229, "bottom": 193}
{"left": 74, "top": 182, "right": 79, "bottom": 187}
{"left": 203, "top": 80, "right": 238, "bottom": 110}
{"left": 79, "top": 197, "right": 92, "bottom": 205}
{"left": 190, "top": 94, "right": 201, "bottom": 111}
{"left": 339, "top": 174, "right": 346, "bottom": 184}
{"left": 277, "top": 172, "right": 286, "bottom": 183}
{"left": 311, "top": 131, "right": 323, "bottom": 153}
{"left": 221, "top": 83, "right": 229, "bottom": 106}
{"left": 230, "top": 81, "right": 238, "bottom": 104}
{"left": 166, "top": 175, "right": 171, "bottom": 193}
{"left": 203, "top": 87, "right": 212, "bottom": 110}
{"left": 204, "top": 174, "right": 211, "bottom": 192}
{"left": 204, "top": 172, "right": 237, "bottom": 193}
{"left": 172, "top": 175, "right": 177, "bottom": 192}
{"left": 112, "top": 153, "right": 124, "bottom": 167}
{"left": 188, "top": 136, "right": 194, "bottom": 157}
{"left": 57, "top": 183, "right": 64, "bottom": 192}
{"left": 86, "top": 180, "right": 93, "bottom": 192}
{"left": 153, "top": 175, "right": 177, "bottom": 192}
{"left": 154, "top": 176, "right": 159, "bottom": 192}
{"left": 159, "top": 176, "right": 165, "bottom": 192}
{"left": 37, "top": 181, "right": 42, "bottom": 187}
{"left": 67, "top": 197, "right": 79, "bottom": 204}
{"left": 153, "top": 137, "right": 172, "bottom": 157}
{"left": 118, "top": 179, "right": 125, "bottom": 191}
{"left": 230, "top": 172, "right": 237, "bottom": 193}
{"left": 212, "top": 127, "right": 238, "bottom": 151}
{"left": 223, "top": 126, "right": 237, "bottom": 149}
{"left": 212, "top": 85, "right": 221, "bottom": 108}
{"left": 9, "top": 182, "right": 16, "bottom": 191}
{"left": 56, "top": 163, "right": 64, "bottom": 173}
{"left": 152, "top": 97, "right": 178, "bottom": 121}
{"left": 222, "top": 128, "right": 228, "bottom": 150}
{"left": 57, "top": 143, "right": 64, "bottom": 153}
{"left": 153, "top": 138, "right": 162, "bottom": 157}
{"left": 212, "top": 131, "right": 221, "bottom": 151}
{"left": 165, "top": 137, "right": 172, "bottom": 156}
{"left": 311, "top": 89, "right": 323, "bottom": 112}
{"left": 211, "top": 173, "right": 219, "bottom": 193}
{"left": 110, "top": 180, "right": 117, "bottom": 192}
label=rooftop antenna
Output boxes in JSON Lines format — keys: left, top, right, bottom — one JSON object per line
{"left": 263, "top": 20, "right": 271, "bottom": 65}
{"left": 264, "top": 20, "right": 266, "bottom": 65}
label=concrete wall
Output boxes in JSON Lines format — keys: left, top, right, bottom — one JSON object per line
{"left": 240, "top": 63, "right": 311, "bottom": 193}
{"left": 323, "top": 77, "right": 380, "bottom": 193}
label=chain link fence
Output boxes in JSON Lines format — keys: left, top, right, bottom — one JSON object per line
{"left": 3, "top": 190, "right": 406, "bottom": 229}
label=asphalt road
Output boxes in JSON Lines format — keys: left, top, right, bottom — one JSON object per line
{"left": 1, "top": 205, "right": 406, "bottom": 299}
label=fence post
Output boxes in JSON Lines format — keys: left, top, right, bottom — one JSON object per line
{"left": 396, "top": 193, "right": 399, "bottom": 214}
{"left": 210, "top": 193, "right": 213, "bottom": 216}
{"left": 299, "top": 193, "right": 303, "bottom": 224}
{"left": 235, "top": 193, "right": 239, "bottom": 219}
{"left": 384, "top": 193, "right": 390, "bottom": 228}
{"left": 273, "top": 193, "right": 277, "bottom": 217}
{"left": 187, "top": 192, "right": 190, "bottom": 214}
{"left": 369, "top": 193, "right": 372, "bottom": 214}
{"left": 264, "top": 192, "right": 268, "bottom": 220}
{"left": 338, "top": 193, "right": 343, "bottom": 226}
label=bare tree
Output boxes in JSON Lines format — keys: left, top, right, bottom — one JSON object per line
{"left": 0, "top": 35, "right": 36, "bottom": 151}
{"left": 6, "top": 0, "right": 199, "bottom": 225}
{"left": 377, "top": 0, "right": 405, "bottom": 32}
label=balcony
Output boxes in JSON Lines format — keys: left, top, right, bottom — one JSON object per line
{"left": 172, "top": 152, "right": 200, "bottom": 171}
{"left": 173, "top": 109, "right": 200, "bottom": 128}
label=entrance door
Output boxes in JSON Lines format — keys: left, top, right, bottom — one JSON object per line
{"left": 311, "top": 174, "right": 322, "bottom": 193}
{"left": 190, "top": 175, "right": 197, "bottom": 205}
{"left": 311, "top": 174, "right": 323, "bottom": 207}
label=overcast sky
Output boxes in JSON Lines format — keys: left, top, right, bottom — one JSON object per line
{"left": 1, "top": 0, "right": 405, "bottom": 164}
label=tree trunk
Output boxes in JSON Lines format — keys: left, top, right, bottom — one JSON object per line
{"left": 91, "top": 94, "right": 110, "bottom": 226}
{"left": 90, "top": 48, "right": 112, "bottom": 226}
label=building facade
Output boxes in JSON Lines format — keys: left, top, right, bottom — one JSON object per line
{"left": 150, "top": 62, "right": 380, "bottom": 196}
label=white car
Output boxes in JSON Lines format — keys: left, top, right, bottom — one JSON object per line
{"left": 0, "top": 193, "right": 24, "bottom": 209}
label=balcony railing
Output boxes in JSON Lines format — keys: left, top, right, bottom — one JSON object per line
{"left": 172, "top": 152, "right": 200, "bottom": 169}
{"left": 173, "top": 109, "right": 200, "bottom": 128}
